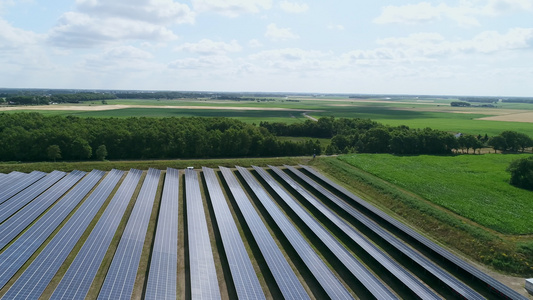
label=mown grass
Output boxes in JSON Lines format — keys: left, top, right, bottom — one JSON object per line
{"left": 308, "top": 156, "right": 533, "bottom": 276}
{"left": 338, "top": 153, "right": 533, "bottom": 235}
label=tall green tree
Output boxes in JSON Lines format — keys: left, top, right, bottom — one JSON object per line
{"left": 95, "top": 145, "right": 108, "bottom": 161}
{"left": 47, "top": 145, "right": 61, "bottom": 162}
{"left": 507, "top": 156, "right": 533, "bottom": 190}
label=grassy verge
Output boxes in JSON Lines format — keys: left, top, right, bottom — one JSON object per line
{"left": 0, "top": 157, "right": 313, "bottom": 173}
{"left": 308, "top": 156, "right": 533, "bottom": 276}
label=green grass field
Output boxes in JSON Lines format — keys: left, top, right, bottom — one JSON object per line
{"left": 337, "top": 153, "right": 533, "bottom": 235}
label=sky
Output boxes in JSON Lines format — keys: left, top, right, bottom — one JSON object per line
{"left": 1, "top": 0, "right": 533, "bottom": 96}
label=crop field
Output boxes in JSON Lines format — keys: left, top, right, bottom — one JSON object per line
{"left": 2, "top": 96, "right": 533, "bottom": 136}
{"left": 338, "top": 153, "right": 533, "bottom": 235}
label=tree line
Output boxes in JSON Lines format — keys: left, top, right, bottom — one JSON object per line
{"left": 259, "top": 118, "right": 532, "bottom": 155}
{"left": 0, "top": 113, "right": 320, "bottom": 162}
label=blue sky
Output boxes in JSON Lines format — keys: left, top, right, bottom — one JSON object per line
{"left": 1, "top": 0, "right": 532, "bottom": 96}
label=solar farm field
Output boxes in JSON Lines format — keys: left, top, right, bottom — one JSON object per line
{"left": 0, "top": 166, "right": 529, "bottom": 299}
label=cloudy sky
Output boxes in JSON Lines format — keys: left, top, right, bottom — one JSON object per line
{"left": 1, "top": 0, "right": 532, "bottom": 96}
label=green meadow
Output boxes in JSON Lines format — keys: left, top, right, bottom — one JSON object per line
{"left": 338, "top": 153, "right": 533, "bottom": 235}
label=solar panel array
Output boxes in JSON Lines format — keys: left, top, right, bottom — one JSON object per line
{"left": 2, "top": 170, "right": 123, "bottom": 300}
{"left": 185, "top": 168, "right": 221, "bottom": 300}
{"left": 270, "top": 165, "right": 441, "bottom": 300}
{"left": 0, "top": 170, "right": 98, "bottom": 291}
{"left": 51, "top": 169, "right": 143, "bottom": 300}
{"left": 239, "top": 166, "right": 355, "bottom": 299}
{"left": 0, "top": 171, "right": 46, "bottom": 205}
{"left": 221, "top": 166, "right": 310, "bottom": 300}
{"left": 98, "top": 168, "right": 161, "bottom": 300}
{"left": 0, "top": 170, "right": 87, "bottom": 250}
{"left": 0, "top": 170, "right": 66, "bottom": 224}
{"left": 202, "top": 167, "right": 265, "bottom": 300}
{"left": 0, "top": 166, "right": 525, "bottom": 300}
{"left": 145, "top": 168, "right": 179, "bottom": 300}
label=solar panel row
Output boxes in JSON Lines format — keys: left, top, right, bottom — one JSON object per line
{"left": 0, "top": 170, "right": 87, "bottom": 250}
{"left": 241, "top": 166, "right": 355, "bottom": 300}
{"left": 220, "top": 167, "right": 310, "bottom": 300}
{"left": 202, "top": 167, "right": 265, "bottom": 300}
{"left": 2, "top": 170, "right": 123, "bottom": 300}
{"left": 0, "top": 170, "right": 99, "bottom": 291}
{"left": 51, "top": 169, "right": 143, "bottom": 300}
{"left": 145, "top": 168, "right": 180, "bottom": 300}
{"left": 0, "top": 171, "right": 47, "bottom": 205}
{"left": 185, "top": 168, "right": 221, "bottom": 300}
{"left": 272, "top": 165, "right": 441, "bottom": 300}
{"left": 296, "top": 165, "right": 495, "bottom": 299}
{"left": 98, "top": 168, "right": 161, "bottom": 300}
{"left": 0, "top": 170, "right": 66, "bottom": 224}
{"left": 0, "top": 171, "right": 25, "bottom": 188}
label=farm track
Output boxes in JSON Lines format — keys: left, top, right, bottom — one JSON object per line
{"left": 0, "top": 166, "right": 529, "bottom": 299}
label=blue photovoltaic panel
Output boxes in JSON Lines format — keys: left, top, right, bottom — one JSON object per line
{"left": 0, "top": 170, "right": 87, "bottom": 250}
{"left": 219, "top": 167, "right": 309, "bottom": 300}
{"left": 297, "top": 165, "right": 488, "bottom": 300}
{"left": 98, "top": 168, "right": 161, "bottom": 300}
{"left": 203, "top": 167, "right": 265, "bottom": 300}
{"left": 2, "top": 170, "right": 122, "bottom": 300}
{"left": 0, "top": 170, "right": 66, "bottom": 224}
{"left": 51, "top": 169, "right": 143, "bottom": 300}
{"left": 0, "top": 171, "right": 24, "bottom": 187}
{"left": 145, "top": 168, "right": 179, "bottom": 300}
{"left": 239, "top": 166, "right": 354, "bottom": 300}
{"left": 185, "top": 168, "right": 221, "bottom": 300}
{"left": 272, "top": 165, "right": 440, "bottom": 300}
{"left": 0, "top": 171, "right": 47, "bottom": 205}
{"left": 0, "top": 170, "right": 101, "bottom": 291}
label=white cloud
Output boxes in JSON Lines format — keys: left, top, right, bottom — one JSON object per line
{"left": 248, "top": 39, "right": 263, "bottom": 48}
{"left": 0, "top": 18, "right": 41, "bottom": 49}
{"left": 169, "top": 55, "right": 233, "bottom": 69}
{"left": 265, "top": 23, "right": 299, "bottom": 41}
{"left": 76, "top": 0, "right": 195, "bottom": 25}
{"left": 376, "top": 28, "right": 533, "bottom": 59}
{"left": 48, "top": 12, "right": 178, "bottom": 48}
{"left": 374, "top": 2, "right": 479, "bottom": 27}
{"left": 175, "top": 39, "right": 242, "bottom": 55}
{"left": 374, "top": 1, "right": 533, "bottom": 27}
{"left": 48, "top": 0, "right": 193, "bottom": 48}
{"left": 81, "top": 45, "right": 155, "bottom": 71}
{"left": 279, "top": 1, "right": 309, "bottom": 13}
{"left": 192, "top": 0, "right": 272, "bottom": 17}
{"left": 249, "top": 48, "right": 330, "bottom": 70}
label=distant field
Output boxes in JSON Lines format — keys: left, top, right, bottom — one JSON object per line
{"left": 2, "top": 97, "right": 532, "bottom": 136}
{"left": 338, "top": 154, "right": 533, "bottom": 235}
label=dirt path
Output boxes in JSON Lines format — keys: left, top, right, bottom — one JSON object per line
{"left": 302, "top": 112, "right": 318, "bottom": 121}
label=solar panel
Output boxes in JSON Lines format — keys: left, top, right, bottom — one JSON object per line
{"left": 0, "top": 170, "right": 66, "bottom": 224}
{"left": 144, "top": 168, "right": 179, "bottom": 300}
{"left": 185, "top": 168, "right": 221, "bottom": 300}
{"left": 0, "top": 170, "right": 101, "bottom": 291}
{"left": 271, "top": 165, "right": 440, "bottom": 299}
{"left": 51, "top": 169, "right": 143, "bottom": 300}
{"left": 98, "top": 168, "right": 161, "bottom": 300}
{"left": 296, "top": 165, "right": 487, "bottom": 299}
{"left": 202, "top": 167, "right": 265, "bottom": 300}
{"left": 239, "top": 166, "right": 355, "bottom": 300}
{"left": 2, "top": 170, "right": 122, "bottom": 300}
{"left": 0, "top": 170, "right": 87, "bottom": 250}
{"left": 0, "top": 171, "right": 47, "bottom": 205}
{"left": 220, "top": 166, "right": 309, "bottom": 300}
